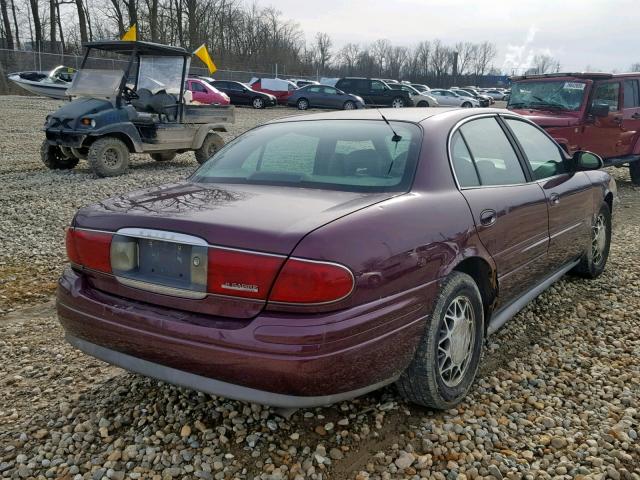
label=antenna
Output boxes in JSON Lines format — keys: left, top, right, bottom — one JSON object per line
{"left": 374, "top": 105, "right": 402, "bottom": 142}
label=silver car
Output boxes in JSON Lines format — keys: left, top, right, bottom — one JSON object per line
{"left": 428, "top": 89, "right": 479, "bottom": 107}
{"left": 389, "top": 84, "right": 439, "bottom": 107}
{"left": 287, "top": 85, "right": 365, "bottom": 110}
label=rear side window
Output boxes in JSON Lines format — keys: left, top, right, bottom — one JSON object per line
{"left": 459, "top": 118, "right": 526, "bottom": 186}
{"left": 451, "top": 131, "right": 480, "bottom": 187}
{"left": 506, "top": 119, "right": 566, "bottom": 180}
{"left": 624, "top": 79, "right": 640, "bottom": 108}
{"left": 192, "top": 120, "right": 422, "bottom": 192}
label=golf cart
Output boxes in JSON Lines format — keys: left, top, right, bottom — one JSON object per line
{"left": 42, "top": 40, "right": 234, "bottom": 177}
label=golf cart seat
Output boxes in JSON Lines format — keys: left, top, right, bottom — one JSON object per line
{"left": 132, "top": 88, "right": 178, "bottom": 121}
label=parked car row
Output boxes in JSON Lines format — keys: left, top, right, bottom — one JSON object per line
{"left": 185, "top": 74, "right": 510, "bottom": 111}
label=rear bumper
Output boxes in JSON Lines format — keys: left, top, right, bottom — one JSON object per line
{"left": 57, "top": 268, "right": 430, "bottom": 407}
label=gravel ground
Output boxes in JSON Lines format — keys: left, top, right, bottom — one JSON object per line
{"left": 0, "top": 96, "right": 639, "bottom": 480}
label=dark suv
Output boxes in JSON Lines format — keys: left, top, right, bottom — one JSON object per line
{"left": 335, "top": 77, "right": 414, "bottom": 108}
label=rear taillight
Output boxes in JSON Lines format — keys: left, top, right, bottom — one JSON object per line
{"left": 207, "top": 248, "right": 284, "bottom": 300}
{"left": 269, "top": 258, "right": 354, "bottom": 304}
{"left": 65, "top": 228, "right": 112, "bottom": 273}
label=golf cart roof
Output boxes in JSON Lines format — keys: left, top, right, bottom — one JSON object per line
{"left": 83, "top": 40, "right": 191, "bottom": 57}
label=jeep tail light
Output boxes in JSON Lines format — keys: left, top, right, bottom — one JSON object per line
{"left": 65, "top": 228, "right": 113, "bottom": 273}
{"left": 268, "top": 258, "right": 354, "bottom": 304}
{"left": 207, "top": 248, "right": 284, "bottom": 300}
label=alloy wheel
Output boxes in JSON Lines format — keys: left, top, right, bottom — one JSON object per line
{"left": 392, "top": 98, "right": 405, "bottom": 108}
{"left": 253, "top": 98, "right": 264, "bottom": 109}
{"left": 344, "top": 101, "right": 355, "bottom": 110}
{"left": 592, "top": 213, "right": 607, "bottom": 266}
{"left": 298, "top": 99, "right": 308, "bottom": 110}
{"left": 437, "top": 295, "right": 475, "bottom": 387}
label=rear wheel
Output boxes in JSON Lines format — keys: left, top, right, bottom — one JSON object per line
{"left": 343, "top": 100, "right": 356, "bottom": 110}
{"left": 88, "top": 137, "right": 130, "bottom": 177}
{"left": 571, "top": 202, "right": 611, "bottom": 278}
{"left": 391, "top": 97, "right": 406, "bottom": 108}
{"left": 41, "top": 141, "right": 79, "bottom": 170}
{"left": 252, "top": 97, "right": 265, "bottom": 109}
{"left": 150, "top": 152, "right": 177, "bottom": 162}
{"left": 630, "top": 161, "right": 640, "bottom": 185}
{"left": 195, "top": 132, "right": 224, "bottom": 164}
{"left": 297, "top": 98, "right": 309, "bottom": 110}
{"left": 396, "top": 271, "right": 484, "bottom": 409}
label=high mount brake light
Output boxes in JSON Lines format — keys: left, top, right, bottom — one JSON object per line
{"left": 269, "top": 258, "right": 354, "bottom": 304}
{"left": 65, "top": 228, "right": 113, "bottom": 273}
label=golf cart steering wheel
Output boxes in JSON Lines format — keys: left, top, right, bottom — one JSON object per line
{"left": 122, "top": 86, "right": 139, "bottom": 101}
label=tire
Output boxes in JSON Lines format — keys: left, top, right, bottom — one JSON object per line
{"left": 252, "top": 97, "right": 265, "bottom": 109}
{"left": 417, "top": 101, "right": 428, "bottom": 108}
{"left": 630, "top": 161, "right": 640, "bottom": 185}
{"left": 571, "top": 202, "right": 611, "bottom": 278}
{"left": 462, "top": 101, "right": 472, "bottom": 108}
{"left": 151, "top": 152, "right": 177, "bottom": 162}
{"left": 195, "top": 132, "right": 225, "bottom": 165}
{"left": 396, "top": 271, "right": 484, "bottom": 409}
{"left": 297, "top": 98, "right": 309, "bottom": 110}
{"left": 343, "top": 100, "right": 356, "bottom": 110}
{"left": 87, "top": 137, "right": 130, "bottom": 177}
{"left": 40, "top": 140, "right": 79, "bottom": 170}
{"left": 391, "top": 97, "right": 406, "bottom": 108}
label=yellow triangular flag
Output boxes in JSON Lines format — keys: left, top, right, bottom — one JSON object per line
{"left": 121, "top": 24, "right": 137, "bottom": 41}
{"left": 194, "top": 44, "right": 217, "bottom": 74}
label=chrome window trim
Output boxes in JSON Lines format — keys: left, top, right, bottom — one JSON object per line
{"left": 447, "top": 112, "right": 572, "bottom": 191}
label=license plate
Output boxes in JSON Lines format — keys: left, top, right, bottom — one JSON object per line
{"left": 111, "top": 235, "right": 208, "bottom": 294}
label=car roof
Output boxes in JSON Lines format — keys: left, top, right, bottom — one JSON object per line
{"left": 83, "top": 40, "right": 190, "bottom": 57}
{"left": 265, "top": 107, "right": 507, "bottom": 125}
{"left": 510, "top": 72, "right": 640, "bottom": 81}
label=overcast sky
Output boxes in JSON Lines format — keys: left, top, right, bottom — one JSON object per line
{"left": 265, "top": 0, "right": 638, "bottom": 73}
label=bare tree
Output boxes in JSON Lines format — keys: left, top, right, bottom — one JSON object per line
{"left": 29, "top": 0, "right": 42, "bottom": 51}
{"left": 532, "top": 54, "right": 557, "bottom": 74}
{"left": 315, "top": 32, "right": 332, "bottom": 71}
{"left": 0, "top": 0, "right": 13, "bottom": 49}
{"left": 9, "top": 0, "right": 19, "bottom": 48}
{"left": 472, "top": 41, "right": 497, "bottom": 76}
{"left": 338, "top": 42, "right": 359, "bottom": 75}
{"left": 630, "top": 63, "right": 640, "bottom": 72}
{"left": 454, "top": 41, "right": 476, "bottom": 75}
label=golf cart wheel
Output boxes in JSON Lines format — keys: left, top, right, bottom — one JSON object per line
{"left": 195, "top": 132, "right": 225, "bottom": 164}
{"left": 151, "top": 152, "right": 177, "bottom": 162}
{"left": 630, "top": 161, "right": 640, "bottom": 185}
{"left": 297, "top": 98, "right": 309, "bottom": 110}
{"left": 391, "top": 97, "right": 406, "bottom": 108}
{"left": 88, "top": 137, "right": 130, "bottom": 177}
{"left": 343, "top": 100, "right": 356, "bottom": 110}
{"left": 462, "top": 101, "right": 472, "bottom": 108}
{"left": 252, "top": 97, "right": 265, "bottom": 109}
{"left": 41, "top": 140, "right": 79, "bottom": 170}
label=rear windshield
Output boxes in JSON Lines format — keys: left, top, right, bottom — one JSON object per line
{"left": 191, "top": 120, "right": 422, "bottom": 192}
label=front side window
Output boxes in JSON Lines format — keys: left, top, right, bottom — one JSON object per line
{"left": 506, "top": 119, "right": 566, "bottom": 180}
{"left": 190, "top": 82, "right": 207, "bottom": 93}
{"left": 459, "top": 118, "right": 526, "bottom": 186}
{"left": 591, "top": 82, "right": 620, "bottom": 112}
{"left": 192, "top": 120, "right": 422, "bottom": 192}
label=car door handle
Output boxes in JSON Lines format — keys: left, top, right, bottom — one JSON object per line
{"left": 479, "top": 209, "right": 497, "bottom": 226}
{"left": 632, "top": 113, "right": 640, "bottom": 119}
{"left": 549, "top": 193, "right": 560, "bottom": 205}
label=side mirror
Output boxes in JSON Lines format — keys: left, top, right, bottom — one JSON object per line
{"left": 590, "top": 102, "right": 610, "bottom": 118}
{"left": 573, "top": 150, "right": 603, "bottom": 170}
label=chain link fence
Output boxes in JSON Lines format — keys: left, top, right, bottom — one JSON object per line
{"left": 0, "top": 49, "right": 321, "bottom": 95}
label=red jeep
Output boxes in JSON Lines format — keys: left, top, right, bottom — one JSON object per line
{"left": 508, "top": 72, "right": 640, "bottom": 184}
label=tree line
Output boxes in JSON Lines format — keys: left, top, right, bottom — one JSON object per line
{"left": 0, "top": 0, "right": 504, "bottom": 85}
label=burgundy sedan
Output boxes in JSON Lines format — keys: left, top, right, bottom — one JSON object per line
{"left": 58, "top": 108, "right": 616, "bottom": 409}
